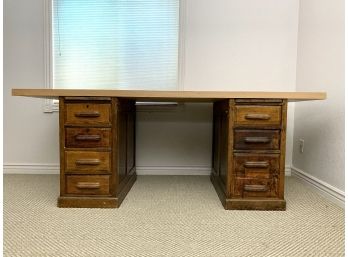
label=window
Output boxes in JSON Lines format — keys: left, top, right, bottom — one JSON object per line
{"left": 51, "top": 0, "right": 180, "bottom": 90}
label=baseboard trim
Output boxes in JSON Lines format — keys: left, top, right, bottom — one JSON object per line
{"left": 4, "top": 164, "right": 292, "bottom": 176}
{"left": 136, "top": 166, "right": 212, "bottom": 175}
{"left": 3, "top": 164, "right": 212, "bottom": 176}
{"left": 291, "top": 166, "right": 345, "bottom": 208}
{"left": 137, "top": 165, "right": 291, "bottom": 176}
{"left": 4, "top": 163, "right": 60, "bottom": 174}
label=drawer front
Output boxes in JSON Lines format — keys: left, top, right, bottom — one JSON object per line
{"left": 234, "top": 178, "right": 278, "bottom": 198}
{"left": 234, "top": 153, "right": 279, "bottom": 179}
{"left": 66, "top": 128, "right": 111, "bottom": 148}
{"left": 234, "top": 129, "right": 280, "bottom": 150}
{"left": 235, "top": 105, "right": 281, "bottom": 126}
{"left": 65, "top": 151, "right": 111, "bottom": 174}
{"left": 65, "top": 103, "right": 111, "bottom": 125}
{"left": 66, "top": 175, "right": 110, "bottom": 195}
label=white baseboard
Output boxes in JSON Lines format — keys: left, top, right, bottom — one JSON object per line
{"left": 136, "top": 166, "right": 211, "bottom": 175}
{"left": 3, "top": 164, "right": 293, "bottom": 176}
{"left": 4, "top": 163, "right": 60, "bottom": 174}
{"left": 3, "top": 163, "right": 211, "bottom": 176}
{"left": 291, "top": 166, "right": 345, "bottom": 208}
{"left": 138, "top": 166, "right": 293, "bottom": 176}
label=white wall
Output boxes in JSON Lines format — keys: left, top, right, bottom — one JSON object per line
{"left": 292, "top": 0, "right": 345, "bottom": 190}
{"left": 4, "top": 0, "right": 60, "bottom": 165}
{"left": 4, "top": 0, "right": 299, "bottom": 173}
{"left": 184, "top": 0, "right": 298, "bottom": 91}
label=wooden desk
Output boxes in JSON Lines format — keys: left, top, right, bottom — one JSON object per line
{"left": 12, "top": 89, "right": 326, "bottom": 210}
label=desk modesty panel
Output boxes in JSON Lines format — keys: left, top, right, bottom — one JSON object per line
{"left": 12, "top": 89, "right": 326, "bottom": 210}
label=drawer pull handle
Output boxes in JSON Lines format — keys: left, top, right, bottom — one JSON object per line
{"left": 75, "top": 111, "right": 100, "bottom": 118}
{"left": 244, "top": 161, "right": 269, "bottom": 169}
{"left": 244, "top": 184, "right": 268, "bottom": 192}
{"left": 76, "top": 182, "right": 100, "bottom": 189}
{"left": 75, "top": 135, "right": 101, "bottom": 141}
{"left": 244, "top": 137, "right": 271, "bottom": 144}
{"left": 245, "top": 114, "right": 271, "bottom": 120}
{"left": 75, "top": 159, "right": 101, "bottom": 166}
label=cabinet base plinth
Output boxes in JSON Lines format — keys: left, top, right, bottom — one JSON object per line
{"left": 225, "top": 199, "right": 286, "bottom": 211}
{"left": 58, "top": 197, "right": 118, "bottom": 208}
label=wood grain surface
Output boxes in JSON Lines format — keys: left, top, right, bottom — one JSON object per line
{"left": 12, "top": 88, "right": 326, "bottom": 101}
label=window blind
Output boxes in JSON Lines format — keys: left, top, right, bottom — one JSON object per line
{"left": 52, "top": 0, "right": 179, "bottom": 90}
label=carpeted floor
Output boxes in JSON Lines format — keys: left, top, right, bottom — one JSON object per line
{"left": 3, "top": 175, "right": 344, "bottom": 257}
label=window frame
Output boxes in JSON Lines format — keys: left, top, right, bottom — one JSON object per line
{"left": 43, "top": 0, "right": 186, "bottom": 113}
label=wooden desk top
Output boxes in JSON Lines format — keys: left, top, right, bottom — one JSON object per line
{"left": 12, "top": 89, "right": 326, "bottom": 102}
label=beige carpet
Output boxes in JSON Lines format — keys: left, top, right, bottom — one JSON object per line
{"left": 3, "top": 175, "right": 344, "bottom": 257}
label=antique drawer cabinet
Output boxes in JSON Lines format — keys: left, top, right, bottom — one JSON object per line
{"left": 211, "top": 99, "right": 287, "bottom": 210}
{"left": 58, "top": 97, "right": 136, "bottom": 208}
{"left": 12, "top": 89, "right": 326, "bottom": 210}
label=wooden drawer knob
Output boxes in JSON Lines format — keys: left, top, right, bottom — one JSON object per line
{"left": 74, "top": 111, "right": 100, "bottom": 118}
{"left": 75, "top": 159, "right": 101, "bottom": 166}
{"left": 244, "top": 137, "right": 271, "bottom": 144}
{"left": 244, "top": 184, "right": 268, "bottom": 192}
{"left": 243, "top": 161, "right": 269, "bottom": 169}
{"left": 245, "top": 114, "right": 271, "bottom": 120}
{"left": 76, "top": 182, "right": 101, "bottom": 189}
{"left": 75, "top": 135, "right": 101, "bottom": 141}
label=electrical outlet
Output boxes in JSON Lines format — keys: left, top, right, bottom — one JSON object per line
{"left": 299, "top": 139, "right": 305, "bottom": 153}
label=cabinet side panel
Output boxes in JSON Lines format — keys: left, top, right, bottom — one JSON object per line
{"left": 227, "top": 99, "right": 235, "bottom": 198}
{"left": 279, "top": 100, "right": 288, "bottom": 199}
{"left": 212, "top": 103, "right": 221, "bottom": 175}
{"left": 211, "top": 100, "right": 230, "bottom": 195}
{"left": 111, "top": 98, "right": 119, "bottom": 196}
{"left": 118, "top": 100, "right": 127, "bottom": 185}
{"left": 59, "top": 97, "right": 66, "bottom": 196}
{"left": 126, "top": 101, "right": 136, "bottom": 175}
{"left": 219, "top": 103, "right": 228, "bottom": 187}
{"left": 117, "top": 99, "right": 136, "bottom": 191}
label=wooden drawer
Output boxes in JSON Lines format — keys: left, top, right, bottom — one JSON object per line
{"left": 234, "top": 153, "right": 279, "bottom": 179}
{"left": 234, "top": 178, "right": 278, "bottom": 198}
{"left": 234, "top": 129, "right": 280, "bottom": 150}
{"left": 66, "top": 128, "right": 111, "bottom": 148}
{"left": 235, "top": 105, "right": 281, "bottom": 126}
{"left": 65, "top": 103, "right": 111, "bottom": 125}
{"left": 65, "top": 151, "right": 111, "bottom": 174}
{"left": 66, "top": 175, "right": 110, "bottom": 195}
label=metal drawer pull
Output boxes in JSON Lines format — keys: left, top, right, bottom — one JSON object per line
{"left": 75, "top": 159, "right": 101, "bottom": 166}
{"left": 75, "top": 135, "right": 101, "bottom": 141}
{"left": 244, "top": 184, "right": 268, "bottom": 192}
{"left": 75, "top": 111, "right": 100, "bottom": 118}
{"left": 244, "top": 161, "right": 269, "bottom": 169}
{"left": 244, "top": 137, "right": 271, "bottom": 144}
{"left": 245, "top": 114, "right": 271, "bottom": 120}
{"left": 76, "top": 182, "right": 100, "bottom": 189}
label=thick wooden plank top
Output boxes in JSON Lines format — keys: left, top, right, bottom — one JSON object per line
{"left": 12, "top": 89, "right": 326, "bottom": 102}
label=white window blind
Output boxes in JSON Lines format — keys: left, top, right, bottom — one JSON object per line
{"left": 52, "top": 0, "right": 179, "bottom": 90}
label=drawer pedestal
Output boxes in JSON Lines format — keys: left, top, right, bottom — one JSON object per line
{"left": 211, "top": 99, "right": 287, "bottom": 210}
{"left": 58, "top": 97, "right": 136, "bottom": 208}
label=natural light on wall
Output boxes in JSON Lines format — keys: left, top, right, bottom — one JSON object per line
{"left": 52, "top": 0, "right": 179, "bottom": 90}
